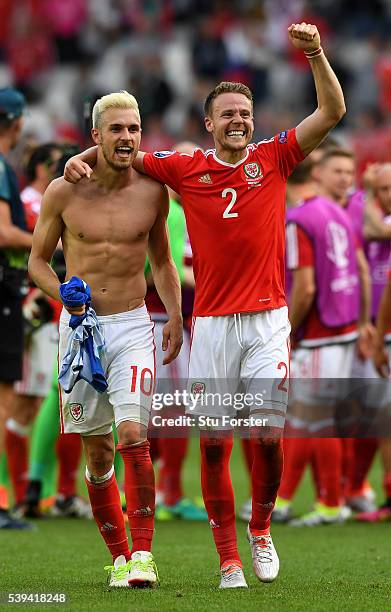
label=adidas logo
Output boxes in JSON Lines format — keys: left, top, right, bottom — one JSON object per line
{"left": 198, "top": 173, "right": 212, "bottom": 184}
{"left": 256, "top": 501, "right": 274, "bottom": 509}
{"left": 100, "top": 522, "right": 117, "bottom": 531}
{"left": 209, "top": 518, "right": 219, "bottom": 528}
{"left": 131, "top": 506, "right": 154, "bottom": 517}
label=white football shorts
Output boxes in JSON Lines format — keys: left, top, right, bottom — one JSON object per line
{"left": 59, "top": 305, "right": 155, "bottom": 435}
{"left": 290, "top": 342, "right": 355, "bottom": 406}
{"left": 187, "top": 306, "right": 290, "bottom": 431}
{"left": 15, "top": 322, "right": 59, "bottom": 397}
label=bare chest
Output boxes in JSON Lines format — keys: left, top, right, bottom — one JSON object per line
{"left": 62, "top": 190, "right": 157, "bottom": 245}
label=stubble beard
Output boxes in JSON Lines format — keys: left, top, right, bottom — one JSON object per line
{"left": 101, "top": 142, "right": 133, "bottom": 172}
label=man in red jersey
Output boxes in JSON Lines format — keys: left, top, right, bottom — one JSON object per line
{"left": 64, "top": 23, "right": 345, "bottom": 589}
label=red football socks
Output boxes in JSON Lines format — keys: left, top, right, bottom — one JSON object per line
{"left": 85, "top": 470, "right": 130, "bottom": 562}
{"left": 118, "top": 440, "right": 155, "bottom": 553}
{"left": 249, "top": 438, "right": 283, "bottom": 533}
{"left": 241, "top": 438, "right": 254, "bottom": 495}
{"left": 159, "top": 437, "right": 188, "bottom": 506}
{"left": 5, "top": 421, "right": 28, "bottom": 504}
{"left": 200, "top": 434, "right": 241, "bottom": 566}
{"left": 278, "top": 438, "right": 312, "bottom": 501}
{"left": 57, "top": 433, "right": 82, "bottom": 497}
{"left": 314, "top": 438, "right": 342, "bottom": 507}
{"left": 348, "top": 438, "right": 378, "bottom": 496}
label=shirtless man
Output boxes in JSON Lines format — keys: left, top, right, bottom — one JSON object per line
{"left": 28, "top": 91, "right": 183, "bottom": 588}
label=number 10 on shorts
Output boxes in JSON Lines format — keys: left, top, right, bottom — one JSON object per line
{"left": 130, "top": 365, "right": 154, "bottom": 396}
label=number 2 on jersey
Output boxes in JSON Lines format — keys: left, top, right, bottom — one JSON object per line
{"left": 222, "top": 188, "right": 238, "bottom": 218}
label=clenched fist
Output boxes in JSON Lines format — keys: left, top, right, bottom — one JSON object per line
{"left": 288, "top": 22, "right": 321, "bottom": 52}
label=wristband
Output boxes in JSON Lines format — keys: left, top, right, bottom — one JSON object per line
{"left": 304, "top": 47, "right": 323, "bottom": 59}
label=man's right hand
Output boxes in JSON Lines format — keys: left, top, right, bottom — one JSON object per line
{"left": 64, "top": 157, "right": 93, "bottom": 183}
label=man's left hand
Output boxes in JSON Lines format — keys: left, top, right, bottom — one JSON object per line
{"left": 162, "top": 315, "right": 183, "bottom": 365}
{"left": 288, "top": 22, "right": 321, "bottom": 52}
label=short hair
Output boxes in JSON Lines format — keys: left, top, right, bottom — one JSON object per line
{"left": 204, "top": 82, "right": 253, "bottom": 117}
{"left": 25, "top": 143, "right": 60, "bottom": 183}
{"left": 319, "top": 147, "right": 355, "bottom": 166}
{"left": 92, "top": 90, "right": 140, "bottom": 129}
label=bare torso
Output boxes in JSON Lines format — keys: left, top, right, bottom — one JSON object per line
{"left": 60, "top": 171, "right": 163, "bottom": 315}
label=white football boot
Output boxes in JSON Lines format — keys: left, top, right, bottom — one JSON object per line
{"left": 247, "top": 525, "right": 279, "bottom": 582}
{"left": 105, "top": 555, "right": 131, "bottom": 588}
{"left": 219, "top": 562, "right": 248, "bottom": 589}
{"left": 128, "top": 551, "right": 159, "bottom": 588}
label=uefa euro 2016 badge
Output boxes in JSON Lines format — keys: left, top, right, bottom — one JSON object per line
{"left": 278, "top": 131, "right": 288, "bottom": 144}
{"left": 243, "top": 161, "right": 263, "bottom": 187}
{"left": 68, "top": 402, "right": 85, "bottom": 423}
{"left": 153, "top": 150, "right": 176, "bottom": 158}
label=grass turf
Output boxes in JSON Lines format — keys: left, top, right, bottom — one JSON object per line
{"left": 1, "top": 440, "right": 391, "bottom": 612}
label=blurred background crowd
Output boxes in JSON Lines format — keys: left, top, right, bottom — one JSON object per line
{"left": 3, "top": 0, "right": 391, "bottom": 177}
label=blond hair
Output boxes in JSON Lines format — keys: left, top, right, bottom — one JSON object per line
{"left": 92, "top": 90, "right": 140, "bottom": 129}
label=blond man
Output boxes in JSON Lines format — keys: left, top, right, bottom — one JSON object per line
{"left": 29, "top": 91, "right": 183, "bottom": 587}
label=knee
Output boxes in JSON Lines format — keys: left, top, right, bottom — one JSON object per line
{"left": 13, "top": 395, "right": 39, "bottom": 426}
{"left": 117, "top": 421, "right": 146, "bottom": 446}
{"left": 84, "top": 439, "right": 114, "bottom": 476}
{"left": 201, "top": 436, "right": 233, "bottom": 464}
{"left": 253, "top": 436, "right": 282, "bottom": 452}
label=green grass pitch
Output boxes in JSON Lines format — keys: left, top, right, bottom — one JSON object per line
{"left": 1, "top": 439, "right": 391, "bottom": 612}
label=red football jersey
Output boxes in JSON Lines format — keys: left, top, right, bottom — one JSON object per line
{"left": 144, "top": 129, "right": 304, "bottom": 317}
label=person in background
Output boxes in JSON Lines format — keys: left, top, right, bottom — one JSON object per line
{"left": 0, "top": 87, "right": 32, "bottom": 530}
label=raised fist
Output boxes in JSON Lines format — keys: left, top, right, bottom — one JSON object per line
{"left": 288, "top": 23, "right": 321, "bottom": 52}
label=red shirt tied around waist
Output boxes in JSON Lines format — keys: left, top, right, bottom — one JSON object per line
{"left": 144, "top": 129, "right": 304, "bottom": 317}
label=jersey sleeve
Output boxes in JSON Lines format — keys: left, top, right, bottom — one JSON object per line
{"left": 0, "top": 158, "right": 11, "bottom": 204}
{"left": 257, "top": 129, "right": 305, "bottom": 181}
{"left": 143, "top": 151, "right": 189, "bottom": 194}
{"left": 286, "top": 223, "right": 314, "bottom": 270}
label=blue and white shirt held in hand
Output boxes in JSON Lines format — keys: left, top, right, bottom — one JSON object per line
{"left": 58, "top": 277, "right": 108, "bottom": 393}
